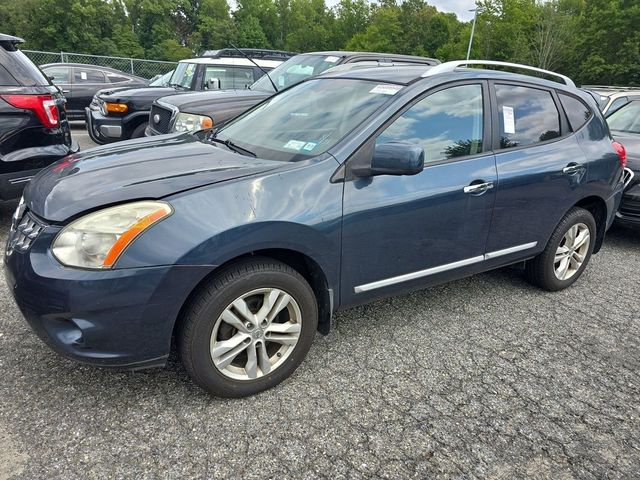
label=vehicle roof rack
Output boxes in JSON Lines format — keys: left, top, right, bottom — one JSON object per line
{"left": 201, "top": 48, "right": 297, "bottom": 61}
{"left": 422, "top": 60, "right": 575, "bottom": 88}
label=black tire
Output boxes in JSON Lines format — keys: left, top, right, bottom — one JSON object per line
{"left": 130, "top": 122, "right": 148, "bottom": 139}
{"left": 178, "top": 257, "right": 318, "bottom": 397}
{"left": 525, "top": 207, "right": 596, "bottom": 291}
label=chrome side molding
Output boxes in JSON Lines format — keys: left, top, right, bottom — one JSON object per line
{"left": 354, "top": 241, "right": 538, "bottom": 293}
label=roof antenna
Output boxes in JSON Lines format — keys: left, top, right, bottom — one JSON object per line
{"left": 228, "top": 43, "right": 279, "bottom": 92}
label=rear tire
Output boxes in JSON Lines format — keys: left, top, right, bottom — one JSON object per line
{"left": 525, "top": 207, "right": 596, "bottom": 291}
{"left": 178, "top": 257, "right": 318, "bottom": 398}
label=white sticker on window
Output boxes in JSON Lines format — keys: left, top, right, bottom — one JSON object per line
{"left": 369, "top": 84, "right": 402, "bottom": 95}
{"left": 302, "top": 142, "right": 317, "bottom": 151}
{"left": 80, "top": 71, "right": 87, "bottom": 80}
{"left": 284, "top": 140, "right": 306, "bottom": 151}
{"left": 503, "top": 106, "right": 515, "bottom": 134}
{"left": 324, "top": 56, "right": 340, "bottom": 63}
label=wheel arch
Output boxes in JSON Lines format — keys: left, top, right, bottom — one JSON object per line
{"left": 574, "top": 195, "right": 608, "bottom": 253}
{"left": 171, "top": 248, "right": 334, "bottom": 350}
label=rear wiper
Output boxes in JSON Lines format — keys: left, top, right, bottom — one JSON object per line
{"left": 209, "top": 137, "right": 257, "bottom": 157}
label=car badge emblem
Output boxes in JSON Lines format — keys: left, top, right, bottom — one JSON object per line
{"left": 153, "top": 114, "right": 161, "bottom": 124}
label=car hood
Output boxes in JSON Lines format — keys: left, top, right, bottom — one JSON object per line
{"left": 612, "top": 131, "right": 640, "bottom": 172}
{"left": 25, "top": 134, "right": 284, "bottom": 222}
{"left": 162, "top": 89, "right": 271, "bottom": 113}
{"left": 97, "top": 86, "right": 179, "bottom": 102}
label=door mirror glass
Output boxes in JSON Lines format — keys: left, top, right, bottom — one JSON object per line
{"left": 370, "top": 142, "right": 424, "bottom": 176}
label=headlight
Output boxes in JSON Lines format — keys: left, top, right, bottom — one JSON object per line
{"left": 172, "top": 112, "right": 213, "bottom": 133}
{"left": 52, "top": 201, "right": 173, "bottom": 269}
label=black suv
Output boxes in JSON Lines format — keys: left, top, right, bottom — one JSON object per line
{"left": 86, "top": 48, "right": 295, "bottom": 145}
{"left": 0, "top": 34, "right": 77, "bottom": 200}
{"left": 146, "top": 51, "right": 440, "bottom": 136}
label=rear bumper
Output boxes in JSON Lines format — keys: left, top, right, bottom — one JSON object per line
{"left": 615, "top": 180, "right": 640, "bottom": 227}
{"left": 4, "top": 226, "right": 212, "bottom": 369}
{"left": 0, "top": 142, "right": 79, "bottom": 200}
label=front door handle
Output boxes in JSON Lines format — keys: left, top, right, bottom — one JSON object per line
{"left": 61, "top": 89, "right": 70, "bottom": 94}
{"left": 463, "top": 181, "right": 494, "bottom": 195}
{"left": 562, "top": 163, "right": 583, "bottom": 175}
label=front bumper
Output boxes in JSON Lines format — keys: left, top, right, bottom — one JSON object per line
{"left": 616, "top": 184, "right": 640, "bottom": 227}
{"left": 4, "top": 219, "right": 211, "bottom": 369}
{"left": 85, "top": 107, "right": 124, "bottom": 145}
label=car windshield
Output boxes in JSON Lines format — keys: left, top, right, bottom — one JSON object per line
{"left": 607, "top": 101, "right": 640, "bottom": 133}
{"left": 170, "top": 63, "right": 198, "bottom": 89}
{"left": 214, "top": 78, "right": 401, "bottom": 162}
{"left": 150, "top": 70, "right": 173, "bottom": 87}
{"left": 250, "top": 54, "right": 343, "bottom": 93}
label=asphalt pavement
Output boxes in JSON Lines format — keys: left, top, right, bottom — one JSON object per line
{"left": 0, "top": 128, "right": 639, "bottom": 478}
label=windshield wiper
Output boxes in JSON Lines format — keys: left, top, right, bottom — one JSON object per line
{"left": 170, "top": 83, "right": 187, "bottom": 90}
{"left": 209, "top": 136, "right": 257, "bottom": 157}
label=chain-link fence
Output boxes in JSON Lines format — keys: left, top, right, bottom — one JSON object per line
{"left": 23, "top": 50, "right": 177, "bottom": 79}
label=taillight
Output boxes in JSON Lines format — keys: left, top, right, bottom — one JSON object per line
{"left": 1, "top": 94, "right": 60, "bottom": 128}
{"left": 613, "top": 141, "right": 627, "bottom": 168}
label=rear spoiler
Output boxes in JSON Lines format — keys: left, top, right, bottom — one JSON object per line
{"left": 0, "top": 34, "right": 25, "bottom": 52}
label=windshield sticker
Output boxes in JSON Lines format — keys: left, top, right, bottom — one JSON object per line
{"left": 302, "top": 142, "right": 318, "bottom": 151}
{"left": 284, "top": 140, "right": 307, "bottom": 151}
{"left": 369, "top": 84, "right": 403, "bottom": 95}
{"left": 503, "top": 106, "right": 516, "bottom": 134}
{"left": 324, "top": 56, "right": 340, "bottom": 63}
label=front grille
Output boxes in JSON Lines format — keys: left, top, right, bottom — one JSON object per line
{"left": 6, "top": 211, "right": 44, "bottom": 255}
{"left": 149, "top": 104, "right": 174, "bottom": 134}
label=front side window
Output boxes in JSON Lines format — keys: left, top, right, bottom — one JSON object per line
{"left": 495, "top": 84, "right": 560, "bottom": 149}
{"left": 607, "top": 101, "right": 640, "bottom": 133}
{"left": 170, "top": 62, "right": 198, "bottom": 89}
{"left": 559, "top": 93, "right": 591, "bottom": 132}
{"left": 44, "top": 67, "right": 70, "bottom": 84}
{"left": 376, "top": 84, "right": 484, "bottom": 163}
{"left": 74, "top": 68, "right": 105, "bottom": 83}
{"left": 216, "top": 78, "right": 398, "bottom": 161}
{"left": 204, "top": 66, "right": 255, "bottom": 90}
{"left": 605, "top": 96, "right": 628, "bottom": 117}
{"left": 250, "top": 54, "right": 342, "bottom": 93}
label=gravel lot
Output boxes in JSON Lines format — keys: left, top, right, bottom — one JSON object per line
{"left": 0, "top": 127, "right": 639, "bottom": 478}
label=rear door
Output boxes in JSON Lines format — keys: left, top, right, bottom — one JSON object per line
{"left": 42, "top": 66, "right": 71, "bottom": 95}
{"left": 485, "top": 82, "right": 588, "bottom": 255}
{"left": 69, "top": 67, "right": 108, "bottom": 113}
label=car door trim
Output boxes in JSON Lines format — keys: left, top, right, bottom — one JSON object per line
{"left": 354, "top": 241, "right": 538, "bottom": 293}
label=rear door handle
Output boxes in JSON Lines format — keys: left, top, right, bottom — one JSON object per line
{"left": 463, "top": 181, "right": 494, "bottom": 195}
{"left": 562, "top": 164, "right": 583, "bottom": 175}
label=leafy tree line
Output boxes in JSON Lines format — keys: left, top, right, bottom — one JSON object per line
{"left": 0, "top": 0, "right": 638, "bottom": 85}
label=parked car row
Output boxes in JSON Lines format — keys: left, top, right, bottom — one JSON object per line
{"left": 2, "top": 36, "right": 628, "bottom": 398}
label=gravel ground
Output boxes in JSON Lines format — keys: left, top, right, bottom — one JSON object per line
{"left": 0, "top": 142, "right": 639, "bottom": 478}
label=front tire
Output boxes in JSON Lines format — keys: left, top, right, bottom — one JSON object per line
{"left": 130, "top": 122, "right": 148, "bottom": 139}
{"left": 178, "top": 258, "right": 318, "bottom": 397}
{"left": 525, "top": 207, "right": 596, "bottom": 291}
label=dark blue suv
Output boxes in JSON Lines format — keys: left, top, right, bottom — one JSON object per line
{"left": 4, "top": 61, "right": 626, "bottom": 397}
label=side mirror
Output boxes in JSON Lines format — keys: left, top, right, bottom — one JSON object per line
{"left": 370, "top": 142, "right": 424, "bottom": 176}
{"left": 208, "top": 78, "right": 220, "bottom": 90}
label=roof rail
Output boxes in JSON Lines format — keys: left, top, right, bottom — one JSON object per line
{"left": 581, "top": 85, "right": 640, "bottom": 92}
{"left": 422, "top": 60, "right": 575, "bottom": 88}
{"left": 201, "top": 48, "right": 297, "bottom": 61}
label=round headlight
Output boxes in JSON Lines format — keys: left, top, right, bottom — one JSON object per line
{"left": 52, "top": 201, "right": 173, "bottom": 269}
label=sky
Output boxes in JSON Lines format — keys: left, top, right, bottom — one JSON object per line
{"left": 322, "top": 0, "right": 478, "bottom": 20}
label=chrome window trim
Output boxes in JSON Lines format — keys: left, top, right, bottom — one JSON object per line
{"left": 354, "top": 241, "right": 538, "bottom": 293}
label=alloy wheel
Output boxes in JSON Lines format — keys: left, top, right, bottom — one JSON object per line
{"left": 554, "top": 223, "right": 590, "bottom": 281}
{"left": 209, "top": 288, "right": 302, "bottom": 380}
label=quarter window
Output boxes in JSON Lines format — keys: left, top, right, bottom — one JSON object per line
{"left": 376, "top": 84, "right": 484, "bottom": 163}
{"left": 495, "top": 84, "right": 560, "bottom": 149}
{"left": 558, "top": 93, "right": 591, "bottom": 132}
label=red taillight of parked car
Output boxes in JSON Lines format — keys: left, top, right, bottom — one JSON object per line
{"left": 612, "top": 141, "right": 627, "bottom": 169}
{"left": 0, "top": 94, "right": 60, "bottom": 128}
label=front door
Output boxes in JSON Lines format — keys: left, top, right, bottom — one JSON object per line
{"left": 340, "top": 82, "right": 497, "bottom": 305}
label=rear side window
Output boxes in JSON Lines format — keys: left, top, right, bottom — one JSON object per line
{"left": 1, "top": 50, "right": 51, "bottom": 86}
{"left": 377, "top": 84, "right": 484, "bottom": 163}
{"left": 495, "top": 84, "right": 561, "bottom": 149}
{"left": 558, "top": 93, "right": 592, "bottom": 131}
{"left": 74, "top": 68, "right": 105, "bottom": 83}
{"left": 107, "top": 74, "right": 130, "bottom": 83}
{"left": 0, "top": 64, "right": 18, "bottom": 85}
